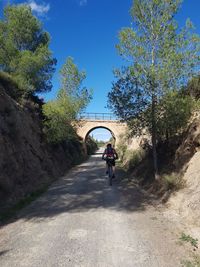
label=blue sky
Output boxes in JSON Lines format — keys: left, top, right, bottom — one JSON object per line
{"left": 1, "top": 0, "right": 200, "bottom": 140}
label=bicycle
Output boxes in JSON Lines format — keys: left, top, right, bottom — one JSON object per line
{"left": 102, "top": 156, "right": 115, "bottom": 186}
{"left": 107, "top": 159, "right": 114, "bottom": 186}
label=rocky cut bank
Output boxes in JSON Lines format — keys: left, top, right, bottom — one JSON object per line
{"left": 0, "top": 77, "right": 86, "bottom": 210}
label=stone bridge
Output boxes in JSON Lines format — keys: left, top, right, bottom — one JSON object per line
{"left": 77, "top": 113, "right": 128, "bottom": 147}
{"left": 77, "top": 113, "right": 146, "bottom": 152}
{"left": 77, "top": 113, "right": 140, "bottom": 152}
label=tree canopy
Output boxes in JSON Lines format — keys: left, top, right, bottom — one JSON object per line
{"left": 60, "top": 57, "right": 92, "bottom": 112}
{"left": 108, "top": 0, "right": 200, "bottom": 179}
{"left": 43, "top": 57, "right": 92, "bottom": 143}
{"left": 0, "top": 5, "right": 56, "bottom": 95}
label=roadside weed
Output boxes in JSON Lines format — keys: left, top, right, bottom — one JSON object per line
{"left": 180, "top": 233, "right": 198, "bottom": 248}
{"left": 162, "top": 173, "right": 183, "bottom": 190}
{"left": 181, "top": 255, "right": 200, "bottom": 267}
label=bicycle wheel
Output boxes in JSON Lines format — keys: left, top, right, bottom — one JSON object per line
{"left": 108, "top": 165, "right": 113, "bottom": 186}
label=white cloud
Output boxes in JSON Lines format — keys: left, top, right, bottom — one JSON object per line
{"left": 79, "top": 0, "right": 87, "bottom": 6}
{"left": 28, "top": 0, "right": 50, "bottom": 16}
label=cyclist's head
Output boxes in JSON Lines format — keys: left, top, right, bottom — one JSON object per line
{"left": 107, "top": 143, "right": 112, "bottom": 148}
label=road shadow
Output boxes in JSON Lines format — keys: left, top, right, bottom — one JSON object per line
{"left": 2, "top": 154, "right": 158, "bottom": 224}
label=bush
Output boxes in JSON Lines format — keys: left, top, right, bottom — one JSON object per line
{"left": 116, "top": 132, "right": 146, "bottom": 170}
{"left": 124, "top": 148, "right": 145, "bottom": 170}
{"left": 157, "top": 91, "right": 194, "bottom": 141}
{"left": 117, "top": 143, "right": 128, "bottom": 162}
{"left": 116, "top": 134, "right": 128, "bottom": 161}
{"left": 0, "top": 71, "right": 24, "bottom": 99}
{"left": 86, "top": 136, "right": 98, "bottom": 155}
{"left": 161, "top": 172, "right": 184, "bottom": 190}
{"left": 42, "top": 90, "right": 78, "bottom": 144}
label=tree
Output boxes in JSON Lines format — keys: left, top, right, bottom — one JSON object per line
{"left": 0, "top": 4, "right": 56, "bottom": 95}
{"left": 186, "top": 74, "right": 200, "bottom": 100}
{"left": 43, "top": 57, "right": 92, "bottom": 143}
{"left": 60, "top": 57, "right": 92, "bottom": 111}
{"left": 42, "top": 90, "right": 78, "bottom": 143}
{"left": 156, "top": 91, "right": 193, "bottom": 141}
{"left": 109, "top": 0, "right": 200, "bottom": 179}
{"left": 109, "top": 71, "right": 194, "bottom": 141}
{"left": 108, "top": 68, "right": 150, "bottom": 135}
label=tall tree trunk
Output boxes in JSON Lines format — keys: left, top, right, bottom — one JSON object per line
{"left": 151, "top": 94, "right": 159, "bottom": 180}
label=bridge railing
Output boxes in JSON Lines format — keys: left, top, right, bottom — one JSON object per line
{"left": 79, "top": 112, "right": 117, "bottom": 121}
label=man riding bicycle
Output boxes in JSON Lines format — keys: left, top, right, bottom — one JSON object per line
{"left": 102, "top": 143, "right": 118, "bottom": 178}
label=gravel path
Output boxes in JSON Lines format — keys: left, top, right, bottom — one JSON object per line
{"left": 0, "top": 151, "right": 188, "bottom": 266}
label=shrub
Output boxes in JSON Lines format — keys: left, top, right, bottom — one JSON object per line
{"left": 124, "top": 148, "right": 145, "bottom": 170}
{"left": 116, "top": 134, "right": 128, "bottom": 161}
{"left": 161, "top": 173, "right": 184, "bottom": 190}
{"left": 86, "top": 136, "right": 98, "bottom": 155}
{"left": 117, "top": 142, "right": 128, "bottom": 162}
{"left": 0, "top": 71, "right": 24, "bottom": 99}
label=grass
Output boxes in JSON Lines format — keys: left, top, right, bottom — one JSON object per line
{"left": 181, "top": 255, "right": 200, "bottom": 267}
{"left": 161, "top": 172, "right": 184, "bottom": 190}
{"left": 117, "top": 147, "right": 146, "bottom": 171}
{"left": 179, "top": 233, "right": 200, "bottom": 267}
{"left": 126, "top": 149, "right": 145, "bottom": 169}
{"left": 180, "top": 233, "right": 198, "bottom": 248}
{"left": 0, "top": 186, "right": 48, "bottom": 223}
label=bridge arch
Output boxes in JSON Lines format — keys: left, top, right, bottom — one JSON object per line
{"left": 77, "top": 119, "right": 127, "bottom": 146}
{"left": 85, "top": 126, "right": 116, "bottom": 144}
{"left": 76, "top": 113, "right": 146, "bottom": 154}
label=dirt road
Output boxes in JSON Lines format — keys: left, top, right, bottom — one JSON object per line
{"left": 0, "top": 152, "right": 188, "bottom": 266}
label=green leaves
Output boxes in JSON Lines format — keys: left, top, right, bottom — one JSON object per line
{"left": 117, "top": 0, "right": 200, "bottom": 95}
{"left": 109, "top": 0, "right": 200, "bottom": 177}
{"left": 42, "top": 89, "right": 77, "bottom": 143}
{"left": 60, "top": 57, "right": 86, "bottom": 96}
{"left": 0, "top": 4, "right": 55, "bottom": 96}
{"left": 43, "top": 57, "right": 92, "bottom": 144}
{"left": 112, "top": 0, "right": 200, "bottom": 128}
{"left": 60, "top": 56, "right": 92, "bottom": 112}
{"left": 156, "top": 91, "right": 194, "bottom": 139}
{"left": 4, "top": 5, "right": 43, "bottom": 51}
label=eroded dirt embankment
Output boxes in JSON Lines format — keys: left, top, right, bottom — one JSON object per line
{"left": 125, "top": 115, "right": 200, "bottom": 231}
{"left": 165, "top": 118, "right": 200, "bottom": 227}
{"left": 0, "top": 83, "right": 85, "bottom": 208}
